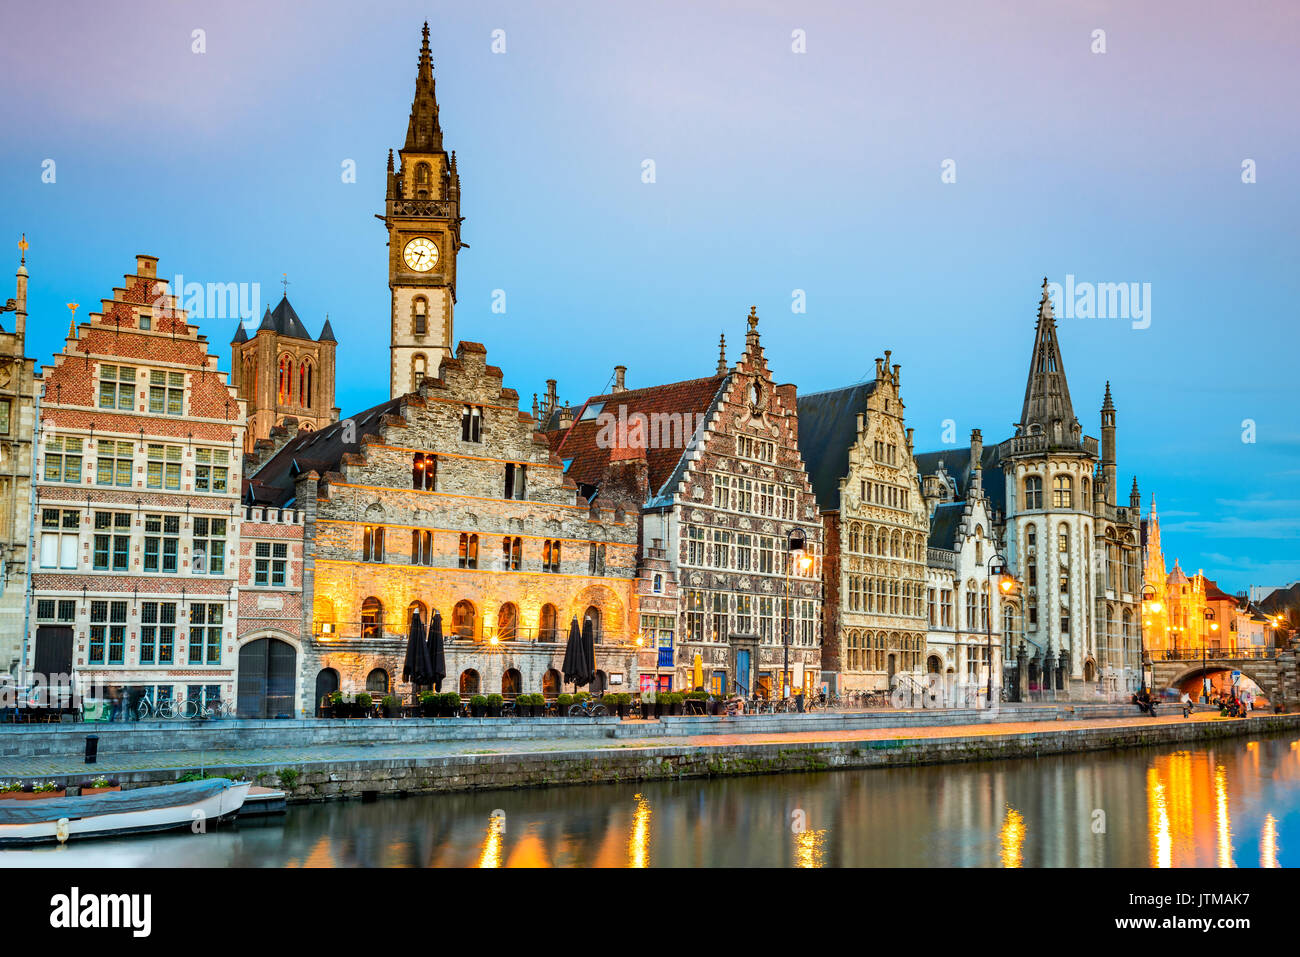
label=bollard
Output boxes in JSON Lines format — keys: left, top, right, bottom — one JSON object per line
{"left": 84, "top": 734, "right": 99, "bottom": 764}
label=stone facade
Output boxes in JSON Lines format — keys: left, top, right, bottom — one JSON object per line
{"left": 234, "top": 503, "right": 307, "bottom": 716}
{"left": 0, "top": 239, "right": 37, "bottom": 676}
{"left": 30, "top": 255, "right": 245, "bottom": 709}
{"left": 255, "top": 340, "right": 640, "bottom": 714}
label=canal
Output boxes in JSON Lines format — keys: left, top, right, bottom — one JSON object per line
{"left": 5, "top": 731, "right": 1297, "bottom": 867}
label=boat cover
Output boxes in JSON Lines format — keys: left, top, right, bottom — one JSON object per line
{"left": 0, "top": 779, "right": 236, "bottom": 825}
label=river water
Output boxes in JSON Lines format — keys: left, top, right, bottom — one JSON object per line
{"left": 5, "top": 732, "right": 1297, "bottom": 867}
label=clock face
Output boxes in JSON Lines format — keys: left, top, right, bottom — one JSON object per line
{"left": 403, "top": 237, "right": 438, "bottom": 272}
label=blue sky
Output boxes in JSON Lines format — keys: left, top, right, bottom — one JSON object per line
{"left": 2, "top": 0, "right": 1297, "bottom": 592}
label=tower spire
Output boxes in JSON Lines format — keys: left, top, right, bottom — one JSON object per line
{"left": 1017, "top": 277, "right": 1078, "bottom": 444}
{"left": 404, "top": 21, "right": 442, "bottom": 152}
{"left": 716, "top": 333, "right": 727, "bottom": 375}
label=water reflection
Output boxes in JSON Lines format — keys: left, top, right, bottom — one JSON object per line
{"left": 5, "top": 733, "right": 1298, "bottom": 868}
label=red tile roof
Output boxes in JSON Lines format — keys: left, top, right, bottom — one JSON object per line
{"left": 549, "top": 375, "right": 727, "bottom": 494}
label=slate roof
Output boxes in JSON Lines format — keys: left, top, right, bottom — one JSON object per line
{"left": 795, "top": 381, "right": 879, "bottom": 513}
{"left": 318, "top": 317, "right": 336, "bottom": 342}
{"left": 548, "top": 375, "right": 729, "bottom": 501}
{"left": 245, "top": 397, "right": 400, "bottom": 506}
{"left": 256, "top": 296, "right": 315, "bottom": 341}
{"left": 913, "top": 442, "right": 1009, "bottom": 516}
{"left": 230, "top": 319, "right": 248, "bottom": 344}
{"left": 928, "top": 501, "right": 966, "bottom": 550}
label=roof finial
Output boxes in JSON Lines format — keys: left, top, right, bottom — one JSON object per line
{"left": 281, "top": 273, "right": 290, "bottom": 298}
{"left": 716, "top": 333, "right": 727, "bottom": 375}
{"left": 747, "top": 305, "right": 758, "bottom": 332}
{"left": 387, "top": 148, "right": 394, "bottom": 173}
{"left": 18, "top": 233, "right": 27, "bottom": 265}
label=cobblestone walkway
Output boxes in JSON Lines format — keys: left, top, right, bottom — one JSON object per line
{"left": 1, "top": 711, "right": 1265, "bottom": 779}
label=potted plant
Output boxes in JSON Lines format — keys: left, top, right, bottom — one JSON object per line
{"left": 326, "top": 690, "right": 344, "bottom": 718}
{"left": 11, "top": 781, "right": 68, "bottom": 801}
{"left": 640, "top": 688, "right": 657, "bottom": 720}
{"left": 0, "top": 780, "right": 23, "bottom": 800}
{"left": 605, "top": 692, "right": 627, "bottom": 718}
{"left": 663, "top": 692, "right": 684, "bottom": 715}
{"left": 486, "top": 693, "right": 504, "bottom": 717}
{"left": 356, "top": 692, "right": 373, "bottom": 717}
{"left": 556, "top": 693, "right": 572, "bottom": 716}
{"left": 382, "top": 694, "right": 401, "bottom": 718}
{"left": 81, "top": 775, "right": 120, "bottom": 796}
{"left": 441, "top": 692, "right": 461, "bottom": 717}
{"left": 470, "top": 694, "right": 488, "bottom": 717}
{"left": 419, "top": 690, "right": 437, "bottom": 717}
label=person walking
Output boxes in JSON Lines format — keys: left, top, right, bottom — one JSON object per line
{"left": 1180, "top": 690, "right": 1193, "bottom": 718}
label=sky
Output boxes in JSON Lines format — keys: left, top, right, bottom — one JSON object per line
{"left": 2, "top": 0, "right": 1297, "bottom": 593}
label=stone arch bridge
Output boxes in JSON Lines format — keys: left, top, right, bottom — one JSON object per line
{"left": 1151, "top": 648, "right": 1298, "bottom": 710}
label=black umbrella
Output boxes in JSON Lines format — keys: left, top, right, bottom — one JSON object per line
{"left": 562, "top": 617, "right": 590, "bottom": 689}
{"left": 427, "top": 610, "right": 447, "bottom": 692}
{"left": 402, "top": 609, "right": 434, "bottom": 703}
{"left": 582, "top": 616, "right": 600, "bottom": 693}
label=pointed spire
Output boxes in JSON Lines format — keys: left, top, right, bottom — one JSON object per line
{"left": 387, "top": 149, "right": 394, "bottom": 173}
{"left": 318, "top": 314, "right": 336, "bottom": 343}
{"left": 230, "top": 318, "right": 248, "bottom": 344}
{"left": 1102, "top": 380, "right": 1114, "bottom": 411}
{"left": 1017, "top": 277, "right": 1078, "bottom": 443}
{"left": 716, "top": 333, "right": 727, "bottom": 375}
{"left": 404, "top": 21, "right": 442, "bottom": 152}
{"left": 67, "top": 317, "right": 78, "bottom": 340}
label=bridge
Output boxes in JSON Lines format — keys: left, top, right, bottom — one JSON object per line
{"left": 1150, "top": 646, "right": 1298, "bottom": 710}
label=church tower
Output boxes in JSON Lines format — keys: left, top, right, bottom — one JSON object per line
{"left": 230, "top": 294, "right": 339, "bottom": 452}
{"left": 384, "top": 22, "right": 464, "bottom": 399}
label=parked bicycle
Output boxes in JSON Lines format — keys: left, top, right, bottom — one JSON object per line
{"left": 568, "top": 697, "right": 609, "bottom": 718}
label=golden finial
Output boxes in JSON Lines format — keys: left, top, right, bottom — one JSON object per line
{"left": 747, "top": 305, "right": 758, "bottom": 332}
{"left": 17, "top": 234, "right": 28, "bottom": 263}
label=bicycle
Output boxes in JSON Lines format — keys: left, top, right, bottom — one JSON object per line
{"left": 137, "top": 695, "right": 199, "bottom": 720}
{"left": 567, "top": 697, "right": 608, "bottom": 717}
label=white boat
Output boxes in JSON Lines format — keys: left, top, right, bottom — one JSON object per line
{"left": 0, "top": 779, "right": 251, "bottom": 847}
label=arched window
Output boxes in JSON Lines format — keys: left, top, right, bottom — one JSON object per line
{"left": 413, "top": 452, "right": 436, "bottom": 491}
{"left": 1024, "top": 476, "right": 1043, "bottom": 510}
{"left": 299, "top": 360, "right": 312, "bottom": 409}
{"left": 865, "top": 526, "right": 875, "bottom": 555}
{"left": 1058, "top": 524, "right": 1070, "bottom": 556}
{"left": 501, "top": 668, "right": 522, "bottom": 698}
{"left": 413, "top": 297, "right": 428, "bottom": 336}
{"left": 459, "top": 669, "right": 479, "bottom": 695}
{"left": 458, "top": 533, "right": 478, "bottom": 569}
{"left": 848, "top": 525, "right": 860, "bottom": 553}
{"left": 278, "top": 355, "right": 293, "bottom": 404}
{"left": 361, "top": 597, "right": 383, "bottom": 639}
{"left": 408, "top": 600, "right": 428, "bottom": 630}
{"left": 502, "top": 536, "right": 522, "bottom": 571}
{"left": 366, "top": 669, "right": 389, "bottom": 694}
{"left": 539, "top": 603, "right": 558, "bottom": 641}
{"left": 542, "top": 669, "right": 561, "bottom": 698}
{"left": 584, "top": 605, "right": 602, "bottom": 644}
{"left": 1053, "top": 475, "right": 1074, "bottom": 509}
{"left": 412, "top": 353, "right": 427, "bottom": 387}
{"left": 362, "top": 525, "right": 384, "bottom": 562}
{"left": 891, "top": 530, "right": 902, "bottom": 557}
{"left": 497, "top": 602, "right": 518, "bottom": 640}
{"left": 411, "top": 529, "right": 433, "bottom": 565}
{"left": 416, "top": 162, "right": 431, "bottom": 186}
{"left": 452, "top": 600, "right": 476, "bottom": 638}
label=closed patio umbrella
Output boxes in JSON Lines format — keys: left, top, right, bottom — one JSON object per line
{"left": 582, "top": 617, "right": 599, "bottom": 693}
{"left": 402, "top": 609, "right": 434, "bottom": 703}
{"left": 427, "top": 610, "right": 447, "bottom": 692}
{"left": 693, "top": 652, "right": 704, "bottom": 692}
{"left": 562, "top": 617, "right": 590, "bottom": 690}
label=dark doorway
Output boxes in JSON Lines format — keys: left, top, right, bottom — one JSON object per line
{"left": 313, "top": 667, "right": 340, "bottom": 717}
{"left": 238, "top": 638, "right": 298, "bottom": 718}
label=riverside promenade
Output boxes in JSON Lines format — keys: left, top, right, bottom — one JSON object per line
{"left": 3, "top": 704, "right": 1295, "bottom": 800}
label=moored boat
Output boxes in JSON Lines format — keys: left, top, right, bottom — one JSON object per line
{"left": 0, "top": 779, "right": 251, "bottom": 847}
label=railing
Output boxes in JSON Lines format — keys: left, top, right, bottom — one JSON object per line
{"left": 1007, "top": 433, "right": 1099, "bottom": 456}
{"left": 387, "top": 198, "right": 457, "bottom": 219}
{"left": 657, "top": 647, "right": 674, "bottom": 668}
{"left": 317, "top": 622, "right": 635, "bottom": 646}
{"left": 1156, "top": 646, "right": 1276, "bottom": 661}
{"left": 926, "top": 547, "right": 957, "bottom": 569}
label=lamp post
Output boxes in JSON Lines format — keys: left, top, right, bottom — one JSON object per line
{"left": 1140, "top": 584, "right": 1159, "bottom": 695}
{"left": 1202, "top": 609, "right": 1215, "bottom": 702}
{"left": 784, "top": 527, "right": 809, "bottom": 703}
{"left": 985, "top": 553, "right": 1014, "bottom": 708}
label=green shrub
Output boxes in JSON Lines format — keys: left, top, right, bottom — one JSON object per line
{"left": 419, "top": 690, "right": 436, "bottom": 704}
{"left": 443, "top": 692, "right": 463, "bottom": 709}
{"left": 575, "top": 691, "right": 590, "bottom": 701}
{"left": 486, "top": 694, "right": 504, "bottom": 707}
{"left": 356, "top": 692, "right": 373, "bottom": 708}
{"left": 685, "top": 690, "right": 709, "bottom": 700}
{"left": 470, "top": 694, "right": 488, "bottom": 707}
{"left": 557, "top": 693, "right": 573, "bottom": 707}
{"left": 0, "top": 781, "right": 21, "bottom": 793}
{"left": 276, "top": 768, "right": 300, "bottom": 790}
{"left": 328, "top": 691, "right": 343, "bottom": 704}
{"left": 382, "top": 695, "right": 400, "bottom": 709}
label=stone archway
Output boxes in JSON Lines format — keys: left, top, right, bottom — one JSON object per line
{"left": 238, "top": 636, "right": 298, "bottom": 718}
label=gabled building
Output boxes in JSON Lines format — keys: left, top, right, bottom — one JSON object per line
{"left": 549, "top": 309, "right": 823, "bottom": 697}
{"left": 247, "top": 341, "right": 640, "bottom": 714}
{"left": 31, "top": 255, "right": 245, "bottom": 711}
{"left": 797, "top": 353, "right": 929, "bottom": 694}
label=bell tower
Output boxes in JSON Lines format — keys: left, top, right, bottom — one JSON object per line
{"left": 384, "top": 21, "right": 464, "bottom": 399}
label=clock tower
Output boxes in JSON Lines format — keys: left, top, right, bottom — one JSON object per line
{"left": 384, "top": 22, "right": 464, "bottom": 398}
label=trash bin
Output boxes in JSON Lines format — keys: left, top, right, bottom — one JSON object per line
{"left": 84, "top": 734, "right": 99, "bottom": 764}
{"left": 795, "top": 695, "right": 805, "bottom": 714}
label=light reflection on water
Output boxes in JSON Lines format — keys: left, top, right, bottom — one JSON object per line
{"left": 4, "top": 733, "right": 1298, "bottom": 868}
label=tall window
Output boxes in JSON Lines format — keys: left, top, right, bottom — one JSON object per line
{"left": 193, "top": 517, "right": 227, "bottom": 574}
{"left": 278, "top": 356, "right": 293, "bottom": 404}
{"left": 588, "top": 542, "right": 607, "bottom": 576}
{"left": 413, "top": 354, "right": 427, "bottom": 386}
{"left": 413, "top": 453, "right": 436, "bottom": 490}
{"left": 92, "top": 511, "right": 131, "bottom": 571}
{"left": 710, "top": 592, "right": 728, "bottom": 643}
{"left": 411, "top": 529, "right": 433, "bottom": 566}
{"left": 685, "top": 590, "right": 705, "bottom": 641}
{"left": 98, "top": 365, "right": 136, "bottom": 410}
{"left": 1058, "top": 524, "right": 1069, "bottom": 557}
{"left": 413, "top": 297, "right": 428, "bottom": 336}
{"left": 142, "top": 514, "right": 180, "bottom": 573}
{"left": 1024, "top": 476, "right": 1043, "bottom": 510}
{"left": 88, "top": 600, "right": 128, "bottom": 664}
{"left": 1052, "top": 475, "right": 1073, "bottom": 509}
{"left": 501, "top": 536, "right": 521, "bottom": 571}
{"left": 194, "top": 449, "right": 229, "bottom": 493}
{"left": 504, "top": 463, "right": 527, "bottom": 500}
{"left": 497, "top": 603, "right": 518, "bottom": 639}
{"left": 539, "top": 603, "right": 558, "bottom": 641}
{"left": 96, "top": 441, "right": 134, "bottom": 487}
{"left": 452, "top": 600, "right": 475, "bottom": 638}
{"left": 543, "top": 539, "right": 562, "bottom": 573}
{"left": 148, "top": 370, "right": 184, "bottom": 415}
{"left": 458, "top": 533, "right": 478, "bottom": 568}
{"left": 361, "top": 597, "right": 383, "bottom": 638}
{"left": 299, "top": 361, "right": 312, "bottom": 408}
{"left": 965, "top": 590, "right": 977, "bottom": 630}
{"left": 42, "top": 436, "right": 83, "bottom": 483}
{"left": 255, "top": 541, "right": 289, "bottom": 584}
{"left": 686, "top": 526, "right": 705, "bottom": 565}
{"left": 461, "top": 405, "right": 483, "bottom": 442}
{"left": 362, "top": 525, "right": 385, "bottom": 562}
{"left": 38, "top": 508, "right": 80, "bottom": 570}
{"left": 139, "top": 602, "right": 176, "bottom": 665}
{"left": 146, "top": 444, "right": 182, "bottom": 490}
{"left": 188, "top": 603, "right": 223, "bottom": 664}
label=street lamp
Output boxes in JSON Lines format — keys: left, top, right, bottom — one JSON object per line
{"left": 784, "top": 527, "right": 809, "bottom": 702}
{"left": 985, "top": 553, "right": 1015, "bottom": 708}
{"left": 1140, "top": 584, "right": 1158, "bottom": 694}
{"left": 1202, "top": 608, "right": 1215, "bottom": 701}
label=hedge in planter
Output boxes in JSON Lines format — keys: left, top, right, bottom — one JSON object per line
{"left": 470, "top": 694, "right": 488, "bottom": 717}
{"left": 486, "top": 694, "right": 504, "bottom": 717}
